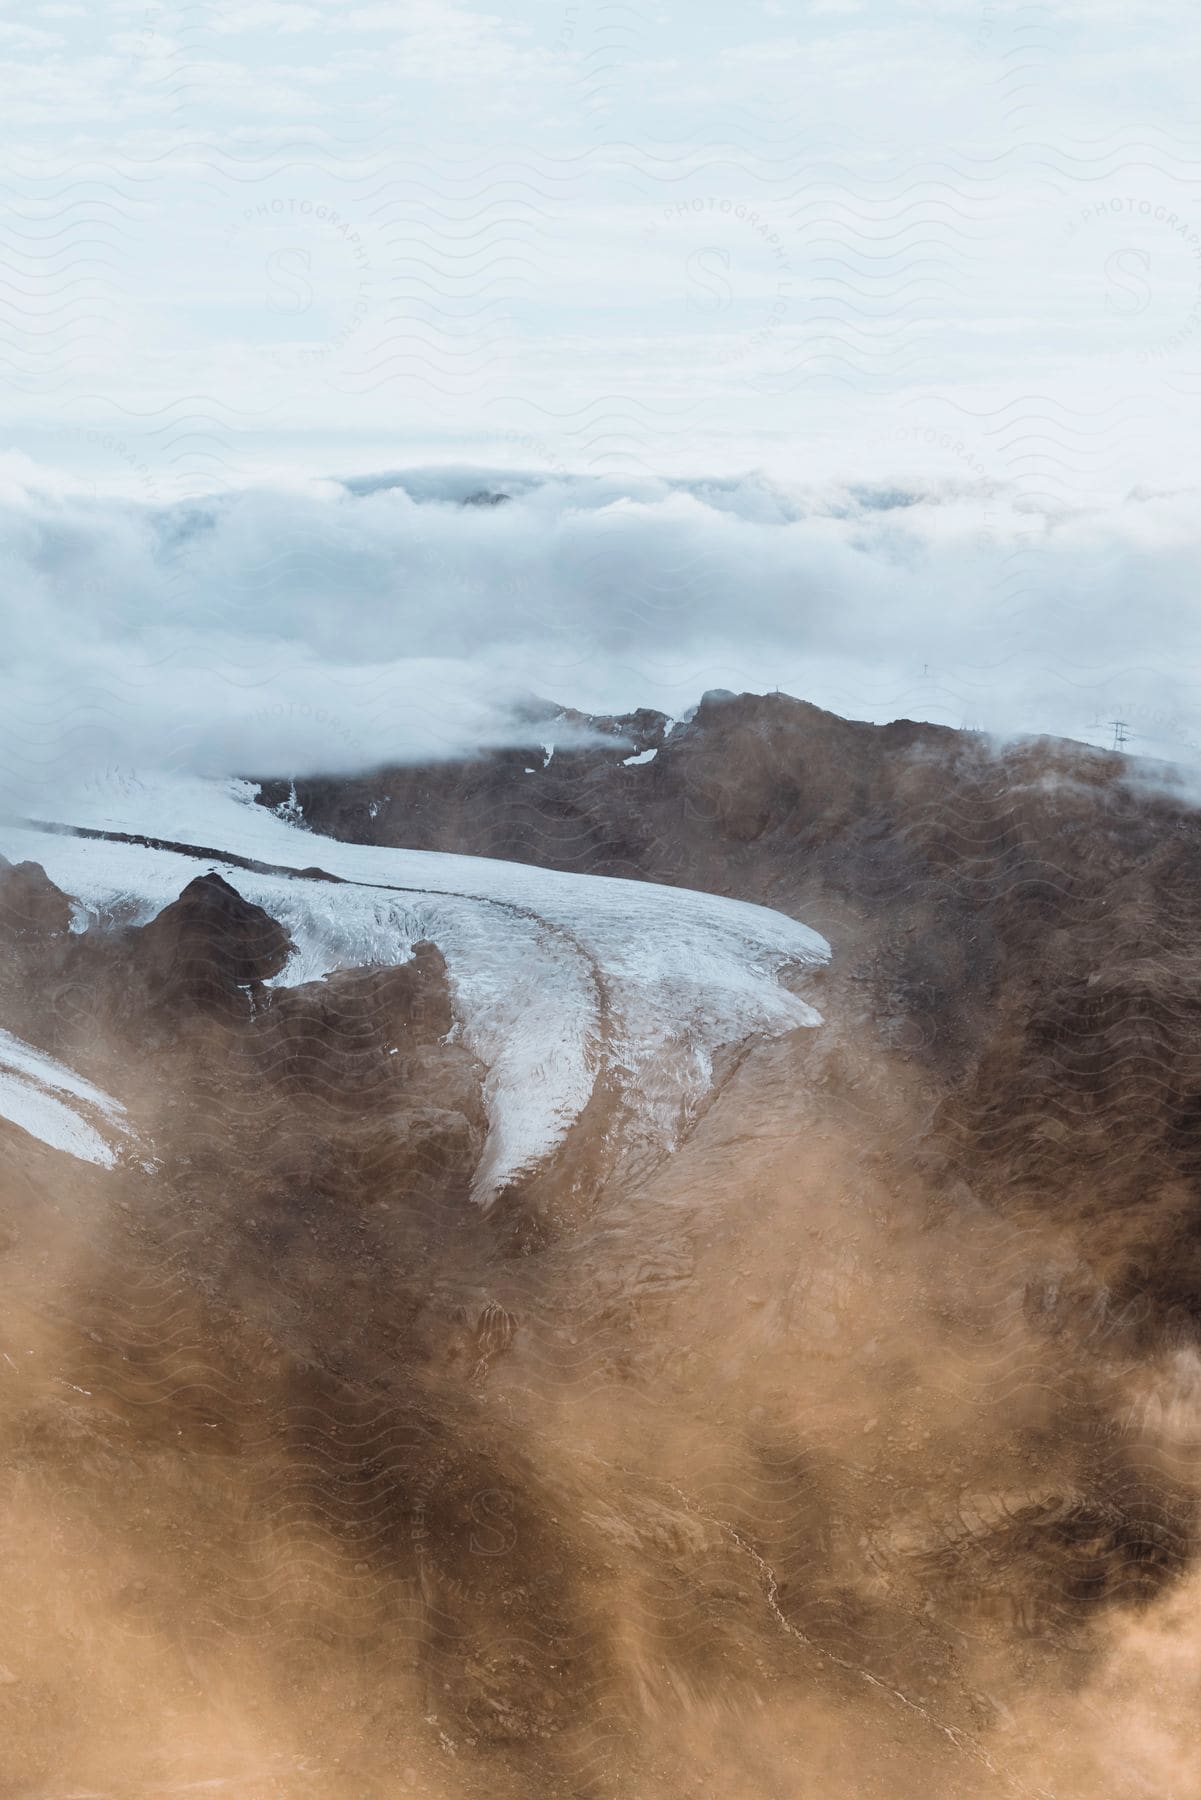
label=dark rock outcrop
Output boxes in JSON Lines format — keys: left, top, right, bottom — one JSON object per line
{"left": 135, "top": 871, "right": 294, "bottom": 1014}
{"left": 0, "top": 855, "right": 73, "bottom": 939}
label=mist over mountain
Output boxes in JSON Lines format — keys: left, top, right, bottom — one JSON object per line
{"left": 4, "top": 464, "right": 1201, "bottom": 810}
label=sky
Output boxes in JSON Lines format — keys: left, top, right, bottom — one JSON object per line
{"left": 2, "top": 0, "right": 1201, "bottom": 774}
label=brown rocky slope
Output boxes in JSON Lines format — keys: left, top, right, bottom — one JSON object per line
{"left": 0, "top": 694, "right": 1200, "bottom": 1794}
{"left": 262, "top": 691, "right": 1201, "bottom": 1330}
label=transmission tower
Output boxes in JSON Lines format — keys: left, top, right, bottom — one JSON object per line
{"left": 1109, "top": 719, "right": 1130, "bottom": 751}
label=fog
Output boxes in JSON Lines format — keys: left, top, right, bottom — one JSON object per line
{"left": 4, "top": 461, "right": 1201, "bottom": 807}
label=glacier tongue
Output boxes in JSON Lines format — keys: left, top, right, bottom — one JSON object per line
{"left": 1, "top": 773, "right": 829, "bottom": 1201}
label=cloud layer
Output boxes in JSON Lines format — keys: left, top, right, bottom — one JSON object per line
{"left": 5, "top": 462, "right": 1201, "bottom": 804}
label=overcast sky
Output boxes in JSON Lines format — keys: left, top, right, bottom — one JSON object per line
{"left": 3, "top": 0, "right": 1200, "bottom": 774}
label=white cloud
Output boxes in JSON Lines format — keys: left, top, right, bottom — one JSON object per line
{"left": 209, "top": 2, "right": 325, "bottom": 32}
{"left": 2, "top": 466, "right": 1200, "bottom": 801}
{"left": 0, "top": 22, "right": 65, "bottom": 48}
{"left": 0, "top": 0, "right": 1197, "bottom": 689}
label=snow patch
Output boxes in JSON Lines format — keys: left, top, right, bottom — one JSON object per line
{"left": 623, "top": 747, "right": 658, "bottom": 766}
{"left": 273, "top": 781, "right": 306, "bottom": 828}
{"left": 0, "top": 1029, "right": 130, "bottom": 1168}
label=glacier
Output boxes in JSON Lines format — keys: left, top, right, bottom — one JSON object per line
{"left": 0, "top": 773, "right": 829, "bottom": 1201}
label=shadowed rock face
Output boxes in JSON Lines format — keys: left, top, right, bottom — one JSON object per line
{"left": 246, "top": 947, "right": 487, "bottom": 1204}
{"left": 0, "top": 854, "right": 72, "bottom": 939}
{"left": 255, "top": 948, "right": 457, "bottom": 1099}
{"left": 136, "top": 870, "right": 296, "bottom": 1013}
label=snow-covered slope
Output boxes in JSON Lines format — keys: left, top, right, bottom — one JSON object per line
{"left": 1, "top": 773, "right": 829, "bottom": 1200}
{"left": 0, "top": 1028, "right": 130, "bottom": 1168}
